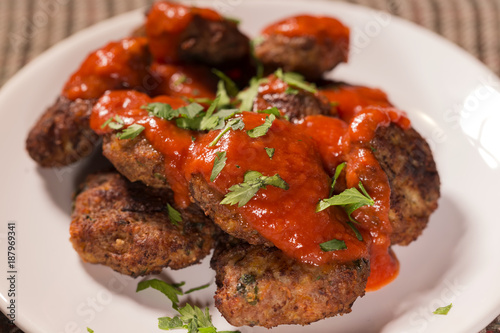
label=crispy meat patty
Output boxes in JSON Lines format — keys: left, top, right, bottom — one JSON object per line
{"left": 26, "top": 96, "right": 98, "bottom": 167}
{"left": 255, "top": 34, "right": 347, "bottom": 81}
{"left": 178, "top": 15, "right": 250, "bottom": 66}
{"left": 211, "top": 237, "right": 369, "bottom": 328}
{"left": 252, "top": 83, "right": 332, "bottom": 121}
{"left": 372, "top": 124, "right": 440, "bottom": 245}
{"left": 102, "top": 134, "right": 169, "bottom": 188}
{"left": 70, "top": 172, "right": 217, "bottom": 277}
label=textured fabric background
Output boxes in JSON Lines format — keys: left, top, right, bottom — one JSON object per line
{"left": 0, "top": 0, "right": 499, "bottom": 332}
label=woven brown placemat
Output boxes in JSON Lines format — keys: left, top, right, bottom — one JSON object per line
{"left": 0, "top": 0, "right": 499, "bottom": 332}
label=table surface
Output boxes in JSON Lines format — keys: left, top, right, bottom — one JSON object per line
{"left": 0, "top": 0, "right": 499, "bottom": 332}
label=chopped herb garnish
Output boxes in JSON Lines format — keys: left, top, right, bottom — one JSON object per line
{"left": 143, "top": 102, "right": 204, "bottom": 121}
{"left": 212, "top": 68, "right": 239, "bottom": 97}
{"left": 317, "top": 178, "right": 374, "bottom": 241}
{"left": 236, "top": 77, "right": 267, "bottom": 111}
{"left": 320, "top": 239, "right": 347, "bottom": 251}
{"left": 265, "top": 147, "right": 275, "bottom": 159}
{"left": 225, "top": 16, "right": 241, "bottom": 25}
{"left": 285, "top": 87, "right": 299, "bottom": 95}
{"left": 216, "top": 80, "right": 232, "bottom": 107}
{"left": 137, "top": 279, "right": 236, "bottom": 333}
{"left": 116, "top": 124, "right": 145, "bottom": 140}
{"left": 221, "top": 171, "right": 289, "bottom": 207}
{"left": 433, "top": 303, "right": 453, "bottom": 315}
{"left": 167, "top": 204, "right": 182, "bottom": 226}
{"left": 136, "top": 279, "right": 185, "bottom": 309}
{"left": 317, "top": 181, "right": 374, "bottom": 214}
{"left": 330, "top": 101, "right": 340, "bottom": 107}
{"left": 247, "top": 114, "right": 275, "bottom": 138}
{"left": 101, "top": 115, "right": 124, "bottom": 130}
{"left": 184, "top": 283, "right": 210, "bottom": 294}
{"left": 87, "top": 328, "right": 94, "bottom": 333}
{"left": 209, "top": 118, "right": 245, "bottom": 147}
{"left": 210, "top": 151, "right": 227, "bottom": 181}
{"left": 275, "top": 68, "right": 317, "bottom": 93}
{"left": 330, "top": 162, "right": 346, "bottom": 196}
{"left": 256, "top": 107, "right": 281, "bottom": 117}
{"left": 173, "top": 74, "right": 187, "bottom": 86}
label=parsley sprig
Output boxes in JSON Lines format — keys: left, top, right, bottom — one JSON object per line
{"left": 136, "top": 279, "right": 238, "bottom": 333}
{"left": 101, "top": 115, "right": 145, "bottom": 140}
{"left": 316, "top": 163, "right": 375, "bottom": 241}
{"left": 275, "top": 68, "right": 317, "bottom": 94}
{"left": 167, "top": 204, "right": 182, "bottom": 226}
{"left": 210, "top": 151, "right": 227, "bottom": 181}
{"left": 246, "top": 114, "right": 275, "bottom": 138}
{"left": 221, "top": 170, "right": 289, "bottom": 207}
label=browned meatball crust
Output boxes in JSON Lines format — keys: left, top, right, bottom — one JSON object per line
{"left": 255, "top": 34, "right": 347, "bottom": 81}
{"left": 252, "top": 83, "right": 332, "bottom": 121}
{"left": 372, "top": 124, "right": 440, "bottom": 245}
{"left": 25, "top": 96, "right": 98, "bottom": 167}
{"left": 211, "top": 237, "right": 369, "bottom": 328}
{"left": 70, "top": 172, "right": 217, "bottom": 277}
{"left": 178, "top": 15, "right": 250, "bottom": 66}
{"left": 102, "top": 134, "right": 169, "bottom": 189}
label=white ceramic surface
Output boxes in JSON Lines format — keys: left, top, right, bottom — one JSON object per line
{"left": 1, "top": 1, "right": 499, "bottom": 332}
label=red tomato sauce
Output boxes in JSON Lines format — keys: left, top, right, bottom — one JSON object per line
{"left": 146, "top": 1, "right": 222, "bottom": 63}
{"left": 62, "top": 37, "right": 150, "bottom": 100}
{"left": 90, "top": 81, "right": 411, "bottom": 290}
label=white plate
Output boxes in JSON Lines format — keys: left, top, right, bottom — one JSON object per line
{"left": 1, "top": 1, "right": 500, "bottom": 332}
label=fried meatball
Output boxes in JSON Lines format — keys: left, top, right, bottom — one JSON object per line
{"left": 189, "top": 174, "right": 271, "bottom": 246}
{"left": 102, "top": 134, "right": 169, "bottom": 189}
{"left": 26, "top": 96, "right": 99, "bottom": 167}
{"left": 252, "top": 75, "right": 331, "bottom": 121}
{"left": 255, "top": 15, "right": 349, "bottom": 80}
{"left": 372, "top": 124, "right": 440, "bottom": 245}
{"left": 146, "top": 1, "right": 250, "bottom": 66}
{"left": 211, "top": 237, "right": 369, "bottom": 328}
{"left": 70, "top": 172, "right": 217, "bottom": 277}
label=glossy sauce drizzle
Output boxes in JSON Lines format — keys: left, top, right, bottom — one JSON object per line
{"left": 90, "top": 83, "right": 411, "bottom": 290}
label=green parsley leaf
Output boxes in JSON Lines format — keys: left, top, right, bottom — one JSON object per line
{"left": 216, "top": 80, "right": 232, "bottom": 107}
{"left": 143, "top": 102, "right": 204, "bottom": 121}
{"left": 221, "top": 171, "right": 289, "bottom": 207}
{"left": 257, "top": 107, "right": 281, "bottom": 117}
{"left": 285, "top": 87, "right": 299, "bottom": 95}
{"left": 176, "top": 117, "right": 203, "bottom": 130}
{"left": 433, "top": 303, "right": 452, "bottom": 315}
{"left": 319, "top": 239, "right": 347, "bottom": 251}
{"left": 185, "top": 283, "right": 211, "bottom": 294}
{"left": 210, "top": 151, "right": 227, "bottom": 182}
{"left": 209, "top": 118, "right": 245, "bottom": 147}
{"left": 212, "top": 69, "right": 239, "bottom": 97}
{"left": 265, "top": 147, "right": 275, "bottom": 159}
{"left": 224, "top": 16, "right": 241, "bottom": 25}
{"left": 275, "top": 68, "right": 317, "bottom": 93}
{"left": 317, "top": 179, "right": 374, "bottom": 241}
{"left": 101, "top": 115, "right": 124, "bottom": 130}
{"left": 316, "top": 182, "right": 374, "bottom": 213}
{"left": 330, "top": 162, "right": 346, "bottom": 196}
{"left": 247, "top": 114, "right": 275, "bottom": 138}
{"left": 143, "top": 102, "right": 178, "bottom": 120}
{"left": 158, "top": 316, "right": 184, "bottom": 330}
{"left": 173, "top": 74, "right": 187, "bottom": 86}
{"left": 136, "top": 279, "right": 184, "bottom": 309}
{"left": 87, "top": 328, "right": 94, "bottom": 333}
{"left": 116, "top": 124, "right": 145, "bottom": 140}
{"left": 178, "top": 103, "right": 205, "bottom": 119}
{"left": 167, "top": 203, "right": 182, "bottom": 226}
{"left": 236, "top": 77, "right": 267, "bottom": 111}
